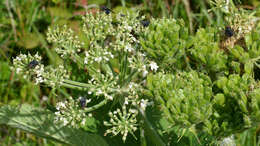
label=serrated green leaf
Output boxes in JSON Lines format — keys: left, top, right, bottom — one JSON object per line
{"left": 0, "top": 104, "right": 108, "bottom": 146}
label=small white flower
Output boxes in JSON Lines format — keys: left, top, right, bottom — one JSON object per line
{"left": 149, "top": 62, "right": 158, "bottom": 71}
{"left": 125, "top": 45, "right": 134, "bottom": 52}
{"left": 42, "top": 96, "right": 48, "bottom": 102}
{"left": 140, "top": 99, "right": 148, "bottom": 110}
{"left": 107, "top": 95, "right": 113, "bottom": 100}
{"left": 96, "top": 89, "right": 103, "bottom": 95}
{"left": 16, "top": 68, "right": 22, "bottom": 74}
{"left": 142, "top": 70, "right": 148, "bottom": 77}
{"left": 88, "top": 113, "right": 93, "bottom": 117}
{"left": 220, "top": 135, "right": 236, "bottom": 146}
{"left": 35, "top": 77, "right": 44, "bottom": 84}
{"left": 94, "top": 57, "right": 102, "bottom": 62}
{"left": 63, "top": 119, "right": 69, "bottom": 126}
{"left": 81, "top": 118, "right": 86, "bottom": 126}
{"left": 126, "top": 26, "right": 132, "bottom": 31}
{"left": 59, "top": 102, "right": 66, "bottom": 108}
{"left": 129, "top": 109, "right": 138, "bottom": 114}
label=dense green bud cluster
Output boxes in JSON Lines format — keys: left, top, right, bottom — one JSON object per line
{"left": 188, "top": 28, "right": 228, "bottom": 73}
{"left": 229, "top": 24, "right": 260, "bottom": 75}
{"left": 146, "top": 71, "right": 260, "bottom": 141}
{"left": 146, "top": 71, "right": 213, "bottom": 132}
{"left": 212, "top": 74, "right": 260, "bottom": 137}
{"left": 140, "top": 18, "right": 189, "bottom": 71}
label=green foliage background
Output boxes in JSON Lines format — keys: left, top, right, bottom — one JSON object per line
{"left": 0, "top": 0, "right": 260, "bottom": 145}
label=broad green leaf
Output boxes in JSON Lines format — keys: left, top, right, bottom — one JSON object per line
{"left": 0, "top": 104, "right": 108, "bottom": 146}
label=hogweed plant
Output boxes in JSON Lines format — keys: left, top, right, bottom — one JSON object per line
{"left": 10, "top": 11, "right": 157, "bottom": 144}
{"left": 3, "top": 0, "right": 260, "bottom": 145}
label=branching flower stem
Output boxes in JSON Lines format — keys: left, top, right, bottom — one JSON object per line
{"left": 63, "top": 79, "right": 94, "bottom": 89}
{"left": 85, "top": 99, "right": 108, "bottom": 112}
{"left": 61, "top": 82, "right": 88, "bottom": 91}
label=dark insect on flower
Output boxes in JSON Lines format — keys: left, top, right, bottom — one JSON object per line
{"left": 120, "top": 14, "right": 126, "bottom": 17}
{"left": 225, "top": 26, "right": 234, "bottom": 37}
{"left": 100, "top": 6, "right": 113, "bottom": 15}
{"left": 79, "top": 97, "right": 86, "bottom": 108}
{"left": 28, "top": 60, "right": 39, "bottom": 69}
{"left": 140, "top": 20, "right": 150, "bottom": 27}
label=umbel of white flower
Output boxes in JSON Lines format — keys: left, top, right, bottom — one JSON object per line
{"left": 54, "top": 96, "right": 92, "bottom": 128}
{"left": 103, "top": 105, "right": 138, "bottom": 142}
{"left": 12, "top": 10, "right": 156, "bottom": 142}
{"left": 11, "top": 53, "right": 44, "bottom": 84}
{"left": 11, "top": 53, "right": 69, "bottom": 87}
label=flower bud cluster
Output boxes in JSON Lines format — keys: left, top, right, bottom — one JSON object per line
{"left": 54, "top": 96, "right": 92, "bottom": 128}
{"left": 225, "top": 11, "right": 256, "bottom": 39}
{"left": 84, "top": 44, "right": 114, "bottom": 64}
{"left": 43, "top": 65, "right": 69, "bottom": 87}
{"left": 123, "top": 82, "right": 150, "bottom": 111}
{"left": 12, "top": 53, "right": 69, "bottom": 87}
{"left": 104, "top": 105, "right": 138, "bottom": 142}
{"left": 82, "top": 12, "right": 151, "bottom": 72}
{"left": 87, "top": 74, "right": 119, "bottom": 100}
{"left": 47, "top": 25, "right": 84, "bottom": 58}
{"left": 11, "top": 53, "right": 44, "bottom": 84}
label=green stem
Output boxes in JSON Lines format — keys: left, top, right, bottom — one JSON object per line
{"left": 85, "top": 99, "right": 108, "bottom": 112}
{"left": 61, "top": 82, "right": 88, "bottom": 91}
{"left": 139, "top": 109, "right": 166, "bottom": 146}
{"left": 74, "top": 54, "right": 85, "bottom": 68}
{"left": 251, "top": 56, "right": 260, "bottom": 62}
{"left": 63, "top": 79, "right": 94, "bottom": 88}
{"left": 122, "top": 69, "right": 139, "bottom": 87}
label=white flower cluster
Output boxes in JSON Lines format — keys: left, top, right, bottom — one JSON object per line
{"left": 43, "top": 65, "right": 69, "bottom": 87}
{"left": 47, "top": 25, "right": 84, "bottom": 58}
{"left": 123, "top": 82, "right": 150, "bottom": 111}
{"left": 11, "top": 53, "right": 44, "bottom": 84}
{"left": 83, "top": 12, "right": 114, "bottom": 41}
{"left": 219, "top": 135, "right": 236, "bottom": 146}
{"left": 82, "top": 12, "right": 152, "bottom": 72}
{"left": 14, "top": 11, "right": 158, "bottom": 142}
{"left": 104, "top": 105, "right": 138, "bottom": 142}
{"left": 54, "top": 96, "right": 92, "bottom": 128}
{"left": 12, "top": 53, "right": 69, "bottom": 87}
{"left": 87, "top": 74, "right": 119, "bottom": 100}
{"left": 226, "top": 12, "right": 256, "bottom": 39}
{"left": 84, "top": 44, "right": 114, "bottom": 64}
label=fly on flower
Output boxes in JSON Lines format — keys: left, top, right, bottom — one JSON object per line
{"left": 28, "top": 60, "right": 39, "bottom": 69}
{"left": 79, "top": 97, "right": 86, "bottom": 108}
{"left": 225, "top": 26, "right": 234, "bottom": 37}
{"left": 100, "top": 6, "right": 113, "bottom": 15}
{"left": 140, "top": 20, "right": 150, "bottom": 27}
